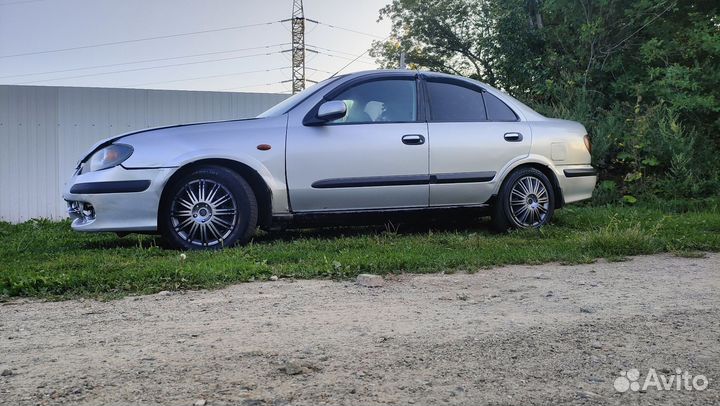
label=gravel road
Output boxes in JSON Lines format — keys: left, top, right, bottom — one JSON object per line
{"left": 1, "top": 253, "right": 718, "bottom": 405}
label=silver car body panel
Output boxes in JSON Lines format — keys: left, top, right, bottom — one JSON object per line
{"left": 286, "top": 122, "right": 430, "bottom": 211}
{"left": 63, "top": 70, "right": 596, "bottom": 233}
{"left": 63, "top": 166, "right": 173, "bottom": 231}
{"left": 428, "top": 121, "right": 532, "bottom": 206}
{"left": 119, "top": 115, "right": 290, "bottom": 214}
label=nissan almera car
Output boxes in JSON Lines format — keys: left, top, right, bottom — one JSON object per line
{"left": 64, "top": 70, "right": 597, "bottom": 249}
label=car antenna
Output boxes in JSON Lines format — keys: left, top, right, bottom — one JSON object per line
{"left": 329, "top": 34, "right": 392, "bottom": 78}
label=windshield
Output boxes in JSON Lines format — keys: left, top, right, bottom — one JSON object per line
{"left": 257, "top": 76, "right": 346, "bottom": 118}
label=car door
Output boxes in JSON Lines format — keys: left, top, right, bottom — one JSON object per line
{"left": 285, "top": 75, "right": 429, "bottom": 212}
{"left": 424, "top": 76, "right": 531, "bottom": 206}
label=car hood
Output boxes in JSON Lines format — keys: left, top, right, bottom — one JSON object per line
{"left": 78, "top": 117, "right": 262, "bottom": 165}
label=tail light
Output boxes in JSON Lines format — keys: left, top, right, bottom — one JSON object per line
{"left": 583, "top": 134, "right": 592, "bottom": 154}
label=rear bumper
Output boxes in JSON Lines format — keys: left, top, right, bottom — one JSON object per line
{"left": 563, "top": 168, "right": 597, "bottom": 178}
{"left": 62, "top": 166, "right": 175, "bottom": 232}
{"left": 555, "top": 165, "right": 597, "bottom": 204}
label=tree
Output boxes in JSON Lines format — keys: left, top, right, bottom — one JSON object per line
{"left": 371, "top": 0, "right": 720, "bottom": 198}
{"left": 370, "top": 0, "right": 543, "bottom": 92}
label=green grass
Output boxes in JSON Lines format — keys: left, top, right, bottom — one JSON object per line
{"left": 1, "top": 199, "right": 719, "bottom": 300}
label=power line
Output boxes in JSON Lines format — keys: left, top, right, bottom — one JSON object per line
{"left": 126, "top": 66, "right": 289, "bottom": 88}
{"left": 0, "top": 43, "right": 290, "bottom": 80}
{"left": 600, "top": 0, "right": 675, "bottom": 56}
{"left": 310, "top": 49, "right": 376, "bottom": 65}
{"left": 305, "top": 44, "right": 375, "bottom": 63}
{"left": 309, "top": 20, "right": 385, "bottom": 39}
{"left": 220, "top": 81, "right": 288, "bottom": 92}
{"left": 330, "top": 34, "right": 392, "bottom": 77}
{"left": 16, "top": 51, "right": 286, "bottom": 84}
{"left": 305, "top": 66, "right": 334, "bottom": 75}
{"left": 0, "top": 20, "right": 283, "bottom": 59}
{"left": 1, "top": 6, "right": 387, "bottom": 90}
{"left": 305, "top": 44, "right": 359, "bottom": 57}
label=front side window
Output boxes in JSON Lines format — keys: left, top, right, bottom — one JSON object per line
{"left": 329, "top": 79, "right": 417, "bottom": 124}
{"left": 426, "top": 81, "right": 487, "bottom": 122}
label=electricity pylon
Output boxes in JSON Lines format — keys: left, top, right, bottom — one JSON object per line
{"left": 281, "top": 0, "right": 318, "bottom": 93}
{"left": 289, "top": 0, "right": 305, "bottom": 93}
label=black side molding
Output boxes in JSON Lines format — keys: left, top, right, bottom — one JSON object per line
{"left": 70, "top": 180, "right": 151, "bottom": 194}
{"left": 311, "top": 172, "right": 496, "bottom": 189}
{"left": 430, "top": 171, "right": 495, "bottom": 184}
{"left": 563, "top": 168, "right": 597, "bottom": 178}
{"left": 312, "top": 175, "right": 428, "bottom": 189}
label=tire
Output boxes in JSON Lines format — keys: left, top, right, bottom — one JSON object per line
{"left": 491, "top": 167, "right": 555, "bottom": 232}
{"left": 159, "top": 166, "right": 258, "bottom": 250}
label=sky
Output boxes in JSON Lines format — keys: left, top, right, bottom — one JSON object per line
{"left": 0, "top": 0, "right": 392, "bottom": 94}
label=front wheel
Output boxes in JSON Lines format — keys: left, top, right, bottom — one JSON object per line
{"left": 491, "top": 167, "right": 555, "bottom": 231}
{"left": 159, "top": 166, "right": 257, "bottom": 250}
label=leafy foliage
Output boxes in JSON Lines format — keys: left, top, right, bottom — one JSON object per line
{"left": 372, "top": 0, "right": 720, "bottom": 200}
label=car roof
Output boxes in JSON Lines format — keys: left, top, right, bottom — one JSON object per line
{"left": 342, "top": 69, "right": 483, "bottom": 85}
{"left": 343, "top": 68, "right": 453, "bottom": 76}
{"left": 332, "top": 70, "right": 546, "bottom": 121}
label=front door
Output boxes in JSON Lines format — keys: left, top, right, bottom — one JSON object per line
{"left": 286, "top": 77, "right": 429, "bottom": 212}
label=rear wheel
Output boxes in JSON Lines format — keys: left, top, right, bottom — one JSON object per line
{"left": 491, "top": 167, "right": 555, "bottom": 231}
{"left": 159, "top": 166, "right": 257, "bottom": 249}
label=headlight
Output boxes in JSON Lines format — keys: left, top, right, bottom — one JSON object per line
{"left": 85, "top": 144, "right": 133, "bottom": 172}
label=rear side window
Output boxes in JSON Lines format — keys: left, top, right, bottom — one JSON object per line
{"left": 483, "top": 92, "right": 518, "bottom": 121}
{"left": 426, "top": 81, "right": 487, "bottom": 122}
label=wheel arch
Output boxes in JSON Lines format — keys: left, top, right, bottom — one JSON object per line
{"left": 495, "top": 160, "right": 564, "bottom": 208}
{"left": 158, "top": 158, "right": 273, "bottom": 229}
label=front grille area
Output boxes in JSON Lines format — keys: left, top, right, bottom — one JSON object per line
{"left": 66, "top": 200, "right": 95, "bottom": 224}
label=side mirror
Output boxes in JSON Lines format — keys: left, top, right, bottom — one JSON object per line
{"left": 316, "top": 100, "right": 347, "bottom": 122}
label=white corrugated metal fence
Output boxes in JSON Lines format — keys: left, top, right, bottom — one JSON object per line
{"left": 0, "top": 85, "right": 287, "bottom": 223}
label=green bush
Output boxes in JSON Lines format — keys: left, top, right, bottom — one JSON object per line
{"left": 540, "top": 95, "right": 720, "bottom": 202}
{"left": 371, "top": 0, "right": 720, "bottom": 203}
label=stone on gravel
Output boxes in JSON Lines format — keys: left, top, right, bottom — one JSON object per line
{"left": 580, "top": 307, "right": 594, "bottom": 314}
{"left": 269, "top": 275, "right": 279, "bottom": 281}
{"left": 280, "top": 361, "right": 304, "bottom": 375}
{"left": 578, "top": 390, "right": 603, "bottom": 399}
{"left": 356, "top": 274, "right": 384, "bottom": 287}
{"left": 241, "top": 400, "right": 265, "bottom": 406}
{"left": 1, "top": 369, "right": 13, "bottom": 376}
{"left": 193, "top": 400, "right": 206, "bottom": 406}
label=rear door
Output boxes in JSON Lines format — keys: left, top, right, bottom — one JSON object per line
{"left": 424, "top": 76, "right": 531, "bottom": 206}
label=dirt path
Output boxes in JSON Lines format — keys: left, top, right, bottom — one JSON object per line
{"left": 1, "top": 253, "right": 719, "bottom": 405}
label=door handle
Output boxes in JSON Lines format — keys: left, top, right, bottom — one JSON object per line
{"left": 402, "top": 134, "right": 425, "bottom": 145}
{"left": 504, "top": 132, "right": 523, "bottom": 142}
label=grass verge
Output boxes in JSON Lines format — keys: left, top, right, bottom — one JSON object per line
{"left": 1, "top": 199, "right": 718, "bottom": 300}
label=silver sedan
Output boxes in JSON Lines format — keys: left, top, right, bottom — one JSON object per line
{"left": 63, "top": 70, "right": 597, "bottom": 249}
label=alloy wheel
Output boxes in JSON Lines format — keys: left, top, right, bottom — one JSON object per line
{"left": 509, "top": 175, "right": 550, "bottom": 227}
{"left": 170, "top": 179, "right": 238, "bottom": 246}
